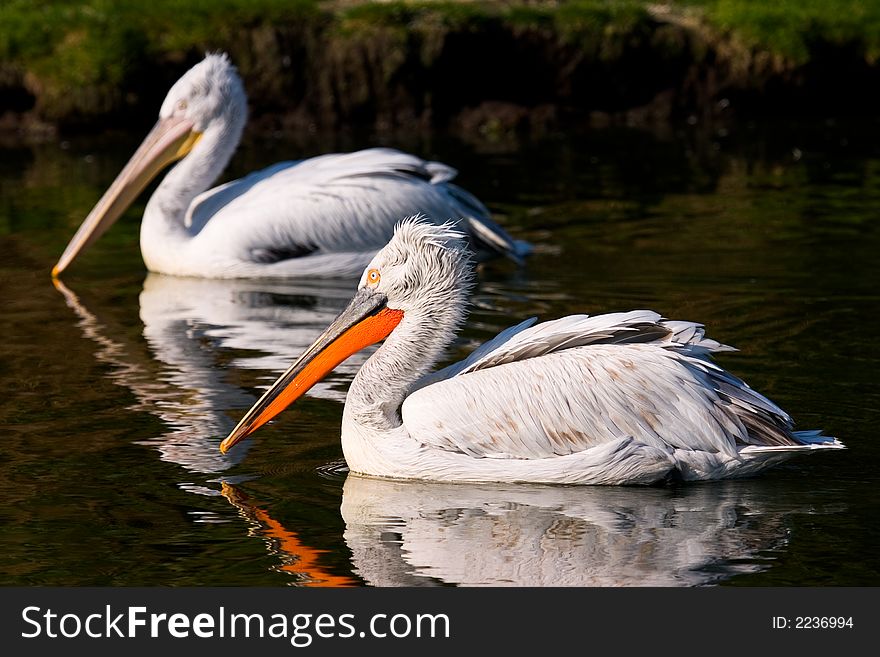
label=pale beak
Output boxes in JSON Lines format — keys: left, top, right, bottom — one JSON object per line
{"left": 52, "top": 115, "right": 203, "bottom": 277}
{"left": 219, "top": 288, "right": 404, "bottom": 454}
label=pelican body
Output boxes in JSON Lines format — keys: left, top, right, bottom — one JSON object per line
{"left": 53, "top": 54, "right": 526, "bottom": 279}
{"left": 220, "top": 219, "right": 843, "bottom": 485}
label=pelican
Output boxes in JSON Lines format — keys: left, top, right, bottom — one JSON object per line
{"left": 52, "top": 53, "right": 527, "bottom": 279}
{"left": 219, "top": 218, "right": 844, "bottom": 485}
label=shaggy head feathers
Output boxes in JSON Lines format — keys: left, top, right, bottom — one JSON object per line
{"left": 360, "top": 216, "right": 475, "bottom": 320}
{"left": 159, "top": 52, "right": 247, "bottom": 132}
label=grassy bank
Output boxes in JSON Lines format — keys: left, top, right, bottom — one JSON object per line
{"left": 2, "top": 0, "right": 879, "bottom": 135}
{"left": 683, "top": 0, "right": 880, "bottom": 64}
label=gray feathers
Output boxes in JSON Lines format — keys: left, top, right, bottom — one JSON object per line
{"left": 403, "top": 309, "right": 834, "bottom": 462}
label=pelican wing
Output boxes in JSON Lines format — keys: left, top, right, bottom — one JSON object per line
{"left": 403, "top": 311, "right": 797, "bottom": 460}
{"left": 186, "top": 148, "right": 523, "bottom": 263}
{"left": 416, "top": 310, "right": 733, "bottom": 389}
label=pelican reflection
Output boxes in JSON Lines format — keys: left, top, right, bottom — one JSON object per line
{"left": 55, "top": 274, "right": 366, "bottom": 475}
{"left": 339, "top": 474, "right": 832, "bottom": 586}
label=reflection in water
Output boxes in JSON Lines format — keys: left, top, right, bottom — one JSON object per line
{"left": 54, "top": 274, "right": 367, "bottom": 475}
{"left": 221, "top": 482, "right": 356, "bottom": 586}
{"left": 339, "top": 475, "right": 832, "bottom": 587}
{"left": 139, "top": 273, "right": 361, "bottom": 389}
{"left": 55, "top": 276, "right": 366, "bottom": 584}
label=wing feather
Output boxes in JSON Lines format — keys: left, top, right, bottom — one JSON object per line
{"left": 184, "top": 147, "right": 525, "bottom": 264}
{"left": 426, "top": 311, "right": 733, "bottom": 383}
{"left": 403, "top": 312, "right": 799, "bottom": 461}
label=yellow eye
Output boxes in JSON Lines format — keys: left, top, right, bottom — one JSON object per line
{"left": 177, "top": 99, "right": 188, "bottom": 111}
{"left": 367, "top": 269, "right": 380, "bottom": 285}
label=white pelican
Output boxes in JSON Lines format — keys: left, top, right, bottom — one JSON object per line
{"left": 219, "top": 218, "right": 844, "bottom": 485}
{"left": 52, "top": 53, "right": 527, "bottom": 279}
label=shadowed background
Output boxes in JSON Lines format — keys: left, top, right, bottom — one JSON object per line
{"left": 0, "top": 1, "right": 878, "bottom": 586}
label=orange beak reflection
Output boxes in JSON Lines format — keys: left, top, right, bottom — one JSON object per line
{"left": 219, "top": 288, "right": 403, "bottom": 453}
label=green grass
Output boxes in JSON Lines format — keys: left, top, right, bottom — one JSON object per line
{"left": 2, "top": 0, "right": 879, "bottom": 122}
{"left": 4, "top": 0, "right": 878, "bottom": 78}
{"left": 0, "top": 0, "right": 320, "bottom": 117}
{"left": 676, "top": 0, "right": 880, "bottom": 63}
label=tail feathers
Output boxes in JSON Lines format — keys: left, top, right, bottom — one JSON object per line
{"left": 740, "top": 431, "right": 845, "bottom": 454}
{"left": 466, "top": 216, "right": 532, "bottom": 265}
{"left": 794, "top": 430, "right": 846, "bottom": 448}
{"left": 662, "top": 320, "right": 737, "bottom": 355}
{"left": 424, "top": 160, "right": 458, "bottom": 184}
{"left": 444, "top": 182, "right": 531, "bottom": 264}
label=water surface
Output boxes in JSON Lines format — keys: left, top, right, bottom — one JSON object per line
{"left": 1, "top": 121, "right": 877, "bottom": 586}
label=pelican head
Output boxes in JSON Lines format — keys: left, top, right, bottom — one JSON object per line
{"left": 158, "top": 53, "right": 246, "bottom": 134}
{"left": 353, "top": 216, "right": 473, "bottom": 318}
{"left": 52, "top": 52, "right": 247, "bottom": 277}
{"left": 219, "top": 217, "right": 473, "bottom": 453}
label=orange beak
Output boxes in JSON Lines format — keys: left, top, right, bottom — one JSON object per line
{"left": 219, "top": 288, "right": 403, "bottom": 454}
{"left": 52, "top": 115, "right": 202, "bottom": 277}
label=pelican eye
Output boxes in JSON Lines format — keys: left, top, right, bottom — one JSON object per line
{"left": 367, "top": 269, "right": 381, "bottom": 285}
{"left": 176, "top": 99, "right": 188, "bottom": 112}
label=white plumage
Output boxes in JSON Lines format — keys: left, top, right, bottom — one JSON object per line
{"left": 53, "top": 53, "right": 526, "bottom": 279}
{"left": 220, "top": 218, "right": 843, "bottom": 485}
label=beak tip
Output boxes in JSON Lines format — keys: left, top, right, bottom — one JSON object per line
{"left": 51, "top": 265, "right": 61, "bottom": 278}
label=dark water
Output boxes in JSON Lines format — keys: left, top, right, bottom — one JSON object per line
{"left": 1, "top": 120, "right": 878, "bottom": 586}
